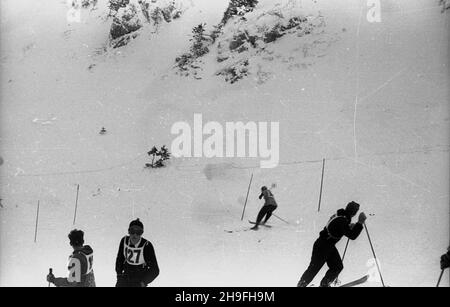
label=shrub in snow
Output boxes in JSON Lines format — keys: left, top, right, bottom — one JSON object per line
{"left": 146, "top": 146, "right": 171, "bottom": 168}
{"left": 216, "top": 59, "right": 249, "bottom": 84}
{"left": 175, "top": 23, "right": 212, "bottom": 77}
{"left": 161, "top": 1, "right": 182, "bottom": 22}
{"left": 81, "top": 0, "right": 98, "bottom": 8}
{"left": 138, "top": 0, "right": 184, "bottom": 26}
{"left": 190, "top": 23, "right": 211, "bottom": 57}
{"left": 263, "top": 24, "right": 283, "bottom": 43}
{"left": 228, "top": 31, "right": 257, "bottom": 52}
{"left": 68, "top": 0, "right": 98, "bottom": 11}
{"left": 69, "top": 0, "right": 98, "bottom": 8}
{"left": 175, "top": 53, "right": 194, "bottom": 72}
{"left": 109, "top": 4, "right": 142, "bottom": 48}
{"left": 150, "top": 7, "right": 164, "bottom": 26}
{"left": 110, "top": 32, "right": 140, "bottom": 48}
{"left": 109, "top": 0, "right": 129, "bottom": 15}
{"left": 220, "top": 0, "right": 259, "bottom": 26}
{"left": 261, "top": 16, "right": 309, "bottom": 43}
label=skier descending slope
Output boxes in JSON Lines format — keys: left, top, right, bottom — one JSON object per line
{"left": 297, "top": 201, "right": 367, "bottom": 287}
{"left": 47, "top": 229, "right": 96, "bottom": 287}
{"left": 115, "top": 219, "right": 160, "bottom": 287}
{"left": 250, "top": 186, "right": 278, "bottom": 230}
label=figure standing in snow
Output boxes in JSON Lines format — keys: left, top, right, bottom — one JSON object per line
{"left": 115, "top": 218, "right": 160, "bottom": 287}
{"left": 441, "top": 247, "right": 450, "bottom": 270}
{"left": 250, "top": 186, "right": 278, "bottom": 230}
{"left": 46, "top": 229, "right": 96, "bottom": 287}
{"left": 297, "top": 201, "right": 367, "bottom": 287}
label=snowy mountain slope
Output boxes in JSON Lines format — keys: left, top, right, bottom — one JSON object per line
{"left": 0, "top": 0, "right": 449, "bottom": 286}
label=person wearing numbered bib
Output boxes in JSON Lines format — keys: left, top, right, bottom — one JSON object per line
{"left": 46, "top": 229, "right": 96, "bottom": 287}
{"left": 297, "top": 201, "right": 366, "bottom": 287}
{"left": 250, "top": 186, "right": 278, "bottom": 230}
{"left": 115, "top": 218, "right": 160, "bottom": 287}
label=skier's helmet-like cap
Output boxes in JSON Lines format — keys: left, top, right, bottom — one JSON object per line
{"left": 345, "top": 201, "right": 360, "bottom": 216}
{"left": 261, "top": 186, "right": 268, "bottom": 191}
{"left": 68, "top": 229, "right": 84, "bottom": 247}
{"left": 129, "top": 218, "right": 144, "bottom": 235}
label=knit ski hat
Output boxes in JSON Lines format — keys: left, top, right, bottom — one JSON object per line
{"left": 345, "top": 201, "right": 360, "bottom": 215}
{"left": 261, "top": 186, "right": 268, "bottom": 191}
{"left": 129, "top": 218, "right": 144, "bottom": 230}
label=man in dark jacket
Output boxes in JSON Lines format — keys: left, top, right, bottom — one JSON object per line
{"left": 251, "top": 186, "right": 278, "bottom": 230}
{"left": 116, "top": 218, "right": 160, "bottom": 287}
{"left": 47, "top": 229, "right": 96, "bottom": 287}
{"left": 297, "top": 201, "right": 367, "bottom": 287}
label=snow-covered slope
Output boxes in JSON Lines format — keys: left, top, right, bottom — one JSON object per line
{"left": 0, "top": 0, "right": 449, "bottom": 286}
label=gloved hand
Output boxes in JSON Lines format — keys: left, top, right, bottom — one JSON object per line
{"left": 358, "top": 212, "right": 367, "bottom": 224}
{"left": 441, "top": 252, "right": 450, "bottom": 270}
{"left": 47, "top": 273, "right": 55, "bottom": 283}
{"left": 259, "top": 193, "right": 263, "bottom": 200}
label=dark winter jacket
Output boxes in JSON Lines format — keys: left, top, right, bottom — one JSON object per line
{"left": 115, "top": 236, "right": 159, "bottom": 286}
{"left": 319, "top": 209, "right": 363, "bottom": 245}
{"left": 52, "top": 245, "right": 96, "bottom": 287}
{"left": 441, "top": 251, "right": 450, "bottom": 270}
{"left": 259, "top": 190, "right": 277, "bottom": 207}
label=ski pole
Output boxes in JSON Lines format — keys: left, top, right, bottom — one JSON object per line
{"left": 342, "top": 223, "right": 362, "bottom": 261}
{"left": 364, "top": 222, "right": 386, "bottom": 287}
{"left": 317, "top": 158, "right": 325, "bottom": 212}
{"left": 332, "top": 238, "right": 350, "bottom": 286}
{"left": 48, "top": 268, "right": 53, "bottom": 287}
{"left": 34, "top": 201, "right": 40, "bottom": 243}
{"left": 436, "top": 269, "right": 444, "bottom": 287}
{"left": 272, "top": 213, "right": 289, "bottom": 224}
{"left": 342, "top": 238, "right": 350, "bottom": 262}
{"left": 73, "top": 184, "right": 80, "bottom": 225}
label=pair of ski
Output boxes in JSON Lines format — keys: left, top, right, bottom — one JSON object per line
{"left": 249, "top": 221, "right": 272, "bottom": 229}
{"left": 224, "top": 221, "right": 272, "bottom": 233}
{"left": 339, "top": 275, "right": 369, "bottom": 287}
{"left": 309, "top": 275, "right": 369, "bottom": 287}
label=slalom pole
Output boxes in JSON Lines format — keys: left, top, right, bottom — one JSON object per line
{"left": 73, "top": 184, "right": 80, "bottom": 225}
{"left": 317, "top": 158, "right": 325, "bottom": 212}
{"left": 342, "top": 238, "right": 350, "bottom": 261}
{"left": 34, "top": 201, "right": 40, "bottom": 243}
{"left": 332, "top": 238, "right": 350, "bottom": 286}
{"left": 241, "top": 173, "right": 253, "bottom": 221}
{"left": 364, "top": 222, "right": 386, "bottom": 287}
{"left": 436, "top": 269, "right": 444, "bottom": 287}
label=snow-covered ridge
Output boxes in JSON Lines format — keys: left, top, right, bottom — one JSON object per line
{"left": 175, "top": 0, "right": 340, "bottom": 83}
{"left": 108, "top": 0, "right": 187, "bottom": 48}
{"left": 64, "top": 0, "right": 340, "bottom": 83}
